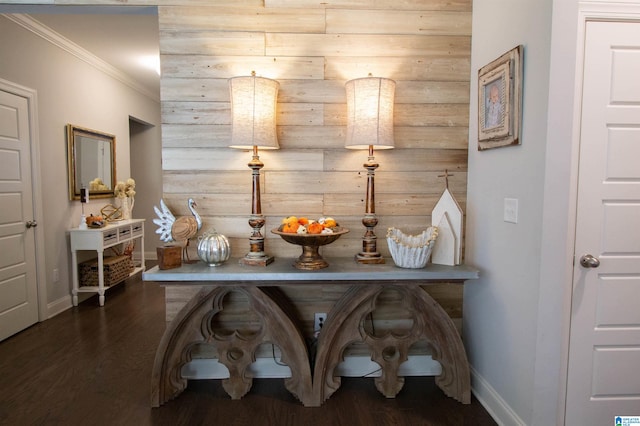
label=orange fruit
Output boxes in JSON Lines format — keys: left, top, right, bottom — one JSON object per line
{"left": 307, "top": 222, "right": 324, "bottom": 234}
{"left": 324, "top": 218, "right": 337, "bottom": 228}
{"left": 282, "top": 222, "right": 300, "bottom": 233}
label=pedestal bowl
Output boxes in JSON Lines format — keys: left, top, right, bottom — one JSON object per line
{"left": 271, "top": 227, "right": 349, "bottom": 270}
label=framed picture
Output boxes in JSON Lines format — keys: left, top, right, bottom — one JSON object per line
{"left": 478, "top": 45, "right": 523, "bottom": 150}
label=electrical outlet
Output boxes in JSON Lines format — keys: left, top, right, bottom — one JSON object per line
{"left": 53, "top": 268, "right": 59, "bottom": 283}
{"left": 314, "top": 313, "right": 327, "bottom": 332}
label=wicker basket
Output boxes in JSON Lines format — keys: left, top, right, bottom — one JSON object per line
{"left": 386, "top": 227, "right": 438, "bottom": 269}
{"left": 79, "top": 255, "right": 134, "bottom": 287}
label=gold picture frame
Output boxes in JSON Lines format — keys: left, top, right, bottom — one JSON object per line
{"left": 67, "top": 124, "right": 116, "bottom": 200}
{"left": 478, "top": 45, "right": 523, "bottom": 150}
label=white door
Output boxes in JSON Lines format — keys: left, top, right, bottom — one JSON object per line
{"left": 0, "top": 88, "right": 39, "bottom": 342}
{"left": 565, "top": 21, "right": 640, "bottom": 425}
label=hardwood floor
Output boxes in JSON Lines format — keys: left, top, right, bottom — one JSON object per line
{"left": 0, "top": 275, "right": 497, "bottom": 426}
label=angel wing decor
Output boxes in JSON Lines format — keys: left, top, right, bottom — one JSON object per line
{"left": 153, "top": 198, "right": 203, "bottom": 262}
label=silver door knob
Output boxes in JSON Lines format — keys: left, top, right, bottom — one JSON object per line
{"left": 26, "top": 220, "right": 38, "bottom": 228}
{"left": 580, "top": 254, "right": 600, "bottom": 268}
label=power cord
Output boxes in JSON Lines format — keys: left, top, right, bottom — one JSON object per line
{"left": 362, "top": 367, "right": 382, "bottom": 378}
{"left": 271, "top": 344, "right": 289, "bottom": 367}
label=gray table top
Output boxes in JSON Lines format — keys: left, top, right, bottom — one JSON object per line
{"left": 143, "top": 257, "right": 479, "bottom": 284}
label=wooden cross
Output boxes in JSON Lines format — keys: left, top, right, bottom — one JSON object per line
{"left": 438, "top": 169, "right": 454, "bottom": 189}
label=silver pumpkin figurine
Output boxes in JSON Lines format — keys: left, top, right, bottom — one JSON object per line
{"left": 197, "top": 229, "right": 230, "bottom": 266}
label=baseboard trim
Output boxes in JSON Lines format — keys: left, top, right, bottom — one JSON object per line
{"left": 181, "top": 355, "right": 442, "bottom": 380}
{"left": 470, "top": 366, "right": 525, "bottom": 426}
{"left": 46, "top": 295, "right": 72, "bottom": 319}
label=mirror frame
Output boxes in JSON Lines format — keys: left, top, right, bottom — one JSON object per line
{"left": 67, "top": 124, "right": 116, "bottom": 200}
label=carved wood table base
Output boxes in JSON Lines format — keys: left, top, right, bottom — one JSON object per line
{"left": 312, "top": 284, "right": 470, "bottom": 406}
{"left": 145, "top": 259, "right": 477, "bottom": 408}
{"left": 151, "top": 286, "right": 312, "bottom": 407}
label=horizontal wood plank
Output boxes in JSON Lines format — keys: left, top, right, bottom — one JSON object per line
{"left": 266, "top": 34, "right": 471, "bottom": 58}
{"left": 393, "top": 104, "right": 470, "bottom": 127}
{"left": 159, "top": 6, "right": 326, "bottom": 33}
{"left": 161, "top": 148, "right": 324, "bottom": 171}
{"left": 162, "top": 171, "right": 258, "bottom": 194}
{"left": 327, "top": 149, "right": 468, "bottom": 172}
{"left": 394, "top": 126, "right": 470, "bottom": 150}
{"left": 161, "top": 78, "right": 229, "bottom": 103}
{"left": 159, "top": 31, "right": 265, "bottom": 56}
{"left": 276, "top": 103, "right": 325, "bottom": 126}
{"left": 161, "top": 101, "right": 228, "bottom": 125}
{"left": 396, "top": 81, "right": 470, "bottom": 104}
{"left": 161, "top": 78, "right": 469, "bottom": 104}
{"left": 266, "top": 169, "right": 467, "bottom": 193}
{"left": 325, "top": 56, "right": 471, "bottom": 82}
{"left": 161, "top": 124, "right": 469, "bottom": 150}
{"left": 323, "top": 103, "right": 469, "bottom": 127}
{"left": 264, "top": 0, "right": 472, "bottom": 11}
{"left": 161, "top": 124, "right": 231, "bottom": 148}
{"left": 277, "top": 126, "right": 345, "bottom": 149}
{"left": 161, "top": 55, "right": 324, "bottom": 79}
{"left": 326, "top": 10, "right": 472, "bottom": 36}
{"left": 324, "top": 192, "right": 466, "bottom": 216}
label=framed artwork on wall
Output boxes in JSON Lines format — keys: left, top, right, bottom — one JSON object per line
{"left": 477, "top": 45, "right": 523, "bottom": 150}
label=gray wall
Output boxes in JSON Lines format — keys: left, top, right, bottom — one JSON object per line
{"left": 464, "top": 0, "right": 552, "bottom": 424}
{"left": 464, "top": 0, "right": 589, "bottom": 424}
{"left": 0, "top": 15, "right": 161, "bottom": 313}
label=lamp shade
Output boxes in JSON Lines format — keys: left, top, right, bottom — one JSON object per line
{"left": 229, "top": 74, "right": 280, "bottom": 149}
{"left": 345, "top": 76, "right": 395, "bottom": 150}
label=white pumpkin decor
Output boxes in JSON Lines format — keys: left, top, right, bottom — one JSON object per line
{"left": 197, "top": 229, "right": 231, "bottom": 266}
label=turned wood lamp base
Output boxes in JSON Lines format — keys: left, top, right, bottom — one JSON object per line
{"left": 239, "top": 254, "right": 274, "bottom": 267}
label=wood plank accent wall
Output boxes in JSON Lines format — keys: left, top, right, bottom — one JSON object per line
{"left": 157, "top": 1, "right": 471, "bottom": 264}
{"left": 153, "top": 0, "right": 472, "bottom": 342}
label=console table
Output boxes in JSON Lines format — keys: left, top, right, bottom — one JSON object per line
{"left": 143, "top": 258, "right": 478, "bottom": 408}
{"left": 69, "top": 219, "right": 145, "bottom": 306}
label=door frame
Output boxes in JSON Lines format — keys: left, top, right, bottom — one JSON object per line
{"left": 0, "top": 78, "right": 47, "bottom": 321}
{"left": 561, "top": 3, "right": 640, "bottom": 424}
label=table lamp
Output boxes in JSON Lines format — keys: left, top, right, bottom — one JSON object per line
{"left": 229, "top": 71, "right": 279, "bottom": 266}
{"left": 345, "top": 75, "right": 396, "bottom": 264}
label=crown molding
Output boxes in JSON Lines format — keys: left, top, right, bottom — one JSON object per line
{"left": 4, "top": 13, "right": 159, "bottom": 102}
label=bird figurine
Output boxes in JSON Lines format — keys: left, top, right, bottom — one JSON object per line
{"left": 153, "top": 198, "right": 203, "bottom": 263}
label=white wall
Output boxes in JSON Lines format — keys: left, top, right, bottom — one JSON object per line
{"left": 0, "top": 15, "right": 160, "bottom": 313}
{"left": 463, "top": 0, "right": 553, "bottom": 424}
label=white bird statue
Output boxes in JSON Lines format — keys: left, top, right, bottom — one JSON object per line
{"left": 153, "top": 198, "right": 203, "bottom": 262}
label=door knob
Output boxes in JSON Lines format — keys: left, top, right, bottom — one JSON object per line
{"left": 579, "top": 254, "right": 600, "bottom": 268}
{"left": 26, "top": 220, "right": 38, "bottom": 228}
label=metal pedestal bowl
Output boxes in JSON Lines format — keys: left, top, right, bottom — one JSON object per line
{"left": 271, "top": 227, "right": 349, "bottom": 270}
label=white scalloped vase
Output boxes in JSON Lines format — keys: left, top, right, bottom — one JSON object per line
{"left": 386, "top": 227, "right": 438, "bottom": 269}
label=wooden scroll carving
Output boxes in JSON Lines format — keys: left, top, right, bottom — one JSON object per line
{"left": 151, "top": 286, "right": 313, "bottom": 407}
{"left": 151, "top": 282, "right": 470, "bottom": 408}
{"left": 312, "top": 284, "right": 470, "bottom": 406}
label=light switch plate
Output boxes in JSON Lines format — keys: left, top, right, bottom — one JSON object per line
{"left": 504, "top": 198, "right": 518, "bottom": 223}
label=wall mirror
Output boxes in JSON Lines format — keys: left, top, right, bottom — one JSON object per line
{"left": 67, "top": 124, "right": 116, "bottom": 200}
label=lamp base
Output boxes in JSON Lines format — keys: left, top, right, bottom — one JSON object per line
{"left": 239, "top": 253, "right": 274, "bottom": 267}
{"left": 354, "top": 252, "right": 385, "bottom": 264}
{"left": 78, "top": 214, "right": 88, "bottom": 230}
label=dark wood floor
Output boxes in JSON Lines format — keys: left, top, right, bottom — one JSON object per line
{"left": 0, "top": 274, "right": 497, "bottom": 426}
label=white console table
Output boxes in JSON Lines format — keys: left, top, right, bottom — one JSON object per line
{"left": 69, "top": 219, "right": 145, "bottom": 306}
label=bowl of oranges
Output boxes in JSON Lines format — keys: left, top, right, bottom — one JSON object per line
{"left": 272, "top": 216, "right": 349, "bottom": 270}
